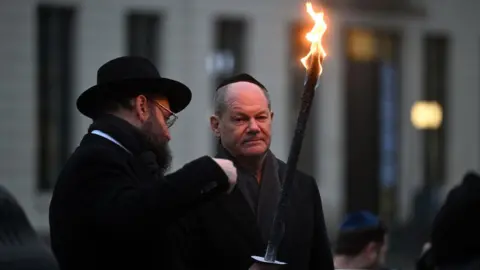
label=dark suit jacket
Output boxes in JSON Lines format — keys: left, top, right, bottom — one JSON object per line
{"left": 182, "top": 158, "right": 334, "bottom": 270}
{"left": 49, "top": 133, "right": 229, "bottom": 270}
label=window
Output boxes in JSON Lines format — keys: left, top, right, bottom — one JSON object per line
{"left": 37, "top": 5, "right": 75, "bottom": 190}
{"left": 343, "top": 27, "right": 401, "bottom": 216}
{"left": 288, "top": 22, "right": 318, "bottom": 177}
{"left": 422, "top": 35, "right": 448, "bottom": 187}
{"left": 212, "top": 18, "right": 248, "bottom": 153}
{"left": 213, "top": 18, "right": 247, "bottom": 85}
{"left": 126, "top": 12, "right": 161, "bottom": 66}
{"left": 377, "top": 32, "right": 401, "bottom": 222}
{"left": 321, "top": 0, "right": 424, "bottom": 15}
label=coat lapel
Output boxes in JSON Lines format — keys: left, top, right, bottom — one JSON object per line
{"left": 213, "top": 145, "right": 285, "bottom": 252}
{"left": 85, "top": 133, "right": 158, "bottom": 184}
{"left": 256, "top": 153, "right": 283, "bottom": 243}
{"left": 214, "top": 146, "right": 265, "bottom": 251}
{"left": 215, "top": 187, "right": 265, "bottom": 251}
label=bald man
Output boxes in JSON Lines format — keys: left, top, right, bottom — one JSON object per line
{"left": 174, "top": 73, "right": 334, "bottom": 270}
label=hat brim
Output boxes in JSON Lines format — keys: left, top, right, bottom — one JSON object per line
{"left": 76, "top": 78, "right": 192, "bottom": 118}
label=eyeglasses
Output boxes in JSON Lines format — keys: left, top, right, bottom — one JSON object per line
{"left": 150, "top": 100, "right": 178, "bottom": 128}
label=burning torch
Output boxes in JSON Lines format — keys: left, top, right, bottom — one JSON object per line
{"left": 252, "top": 1, "right": 327, "bottom": 266}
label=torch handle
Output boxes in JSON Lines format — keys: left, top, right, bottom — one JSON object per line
{"left": 263, "top": 57, "right": 321, "bottom": 262}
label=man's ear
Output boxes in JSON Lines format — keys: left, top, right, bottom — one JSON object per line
{"left": 210, "top": 114, "right": 221, "bottom": 138}
{"left": 364, "top": 242, "right": 379, "bottom": 260}
{"left": 134, "top": 95, "right": 150, "bottom": 123}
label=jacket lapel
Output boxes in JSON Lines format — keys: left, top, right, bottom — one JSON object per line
{"left": 84, "top": 133, "right": 157, "bottom": 184}
{"left": 214, "top": 145, "right": 265, "bottom": 251}
{"left": 215, "top": 188, "right": 265, "bottom": 253}
{"left": 256, "top": 153, "right": 282, "bottom": 243}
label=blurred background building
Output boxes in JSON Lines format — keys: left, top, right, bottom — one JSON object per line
{"left": 1, "top": 0, "right": 479, "bottom": 268}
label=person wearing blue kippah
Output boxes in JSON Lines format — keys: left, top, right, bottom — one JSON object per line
{"left": 333, "top": 211, "right": 390, "bottom": 270}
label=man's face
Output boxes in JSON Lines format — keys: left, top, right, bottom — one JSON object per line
{"left": 211, "top": 82, "right": 273, "bottom": 158}
{"left": 364, "top": 235, "right": 388, "bottom": 269}
{"left": 142, "top": 98, "right": 172, "bottom": 141}
{"left": 136, "top": 96, "right": 173, "bottom": 172}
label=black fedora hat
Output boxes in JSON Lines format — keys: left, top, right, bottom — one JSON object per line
{"left": 76, "top": 56, "right": 192, "bottom": 118}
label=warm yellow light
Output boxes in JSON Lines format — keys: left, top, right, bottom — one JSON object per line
{"left": 411, "top": 101, "right": 443, "bottom": 130}
{"left": 300, "top": 2, "right": 327, "bottom": 75}
{"left": 347, "top": 29, "right": 376, "bottom": 61}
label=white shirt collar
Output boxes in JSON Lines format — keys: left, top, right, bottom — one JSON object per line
{"left": 91, "top": 130, "right": 132, "bottom": 154}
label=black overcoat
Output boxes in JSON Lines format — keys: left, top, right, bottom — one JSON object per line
{"left": 49, "top": 116, "right": 229, "bottom": 270}
{"left": 180, "top": 150, "right": 334, "bottom": 270}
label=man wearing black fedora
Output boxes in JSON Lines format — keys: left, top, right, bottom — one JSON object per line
{"left": 49, "top": 56, "right": 237, "bottom": 270}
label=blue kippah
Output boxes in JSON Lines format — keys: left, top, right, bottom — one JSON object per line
{"left": 339, "top": 211, "right": 380, "bottom": 231}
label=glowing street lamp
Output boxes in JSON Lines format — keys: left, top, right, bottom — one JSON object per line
{"left": 411, "top": 101, "right": 443, "bottom": 130}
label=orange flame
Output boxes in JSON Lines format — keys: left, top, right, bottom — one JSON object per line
{"left": 300, "top": 2, "right": 327, "bottom": 75}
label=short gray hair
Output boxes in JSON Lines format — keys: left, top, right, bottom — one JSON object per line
{"left": 213, "top": 85, "right": 271, "bottom": 116}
